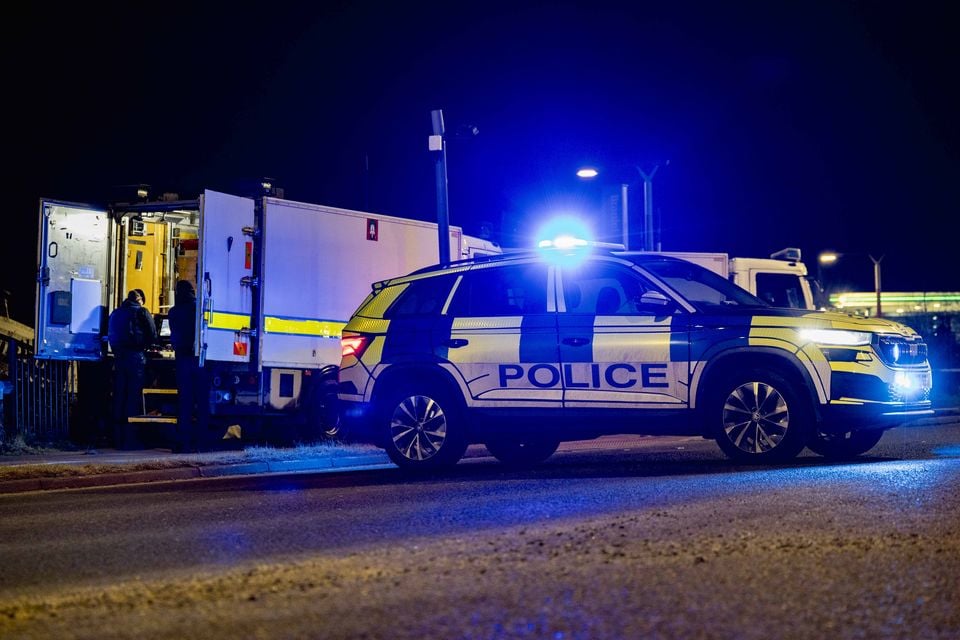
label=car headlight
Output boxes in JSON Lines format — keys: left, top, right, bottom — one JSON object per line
{"left": 800, "top": 329, "right": 872, "bottom": 346}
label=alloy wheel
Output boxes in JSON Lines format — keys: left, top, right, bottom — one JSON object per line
{"left": 390, "top": 395, "right": 448, "bottom": 461}
{"left": 722, "top": 381, "right": 790, "bottom": 454}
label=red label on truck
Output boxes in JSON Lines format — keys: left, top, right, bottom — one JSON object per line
{"left": 245, "top": 242, "right": 252, "bottom": 269}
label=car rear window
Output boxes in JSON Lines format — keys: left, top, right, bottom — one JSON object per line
{"left": 385, "top": 276, "right": 456, "bottom": 317}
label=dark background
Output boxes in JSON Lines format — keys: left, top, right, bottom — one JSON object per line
{"left": 6, "top": 1, "right": 957, "bottom": 324}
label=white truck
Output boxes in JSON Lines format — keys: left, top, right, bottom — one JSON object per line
{"left": 645, "top": 248, "right": 815, "bottom": 310}
{"left": 34, "top": 186, "right": 499, "bottom": 437}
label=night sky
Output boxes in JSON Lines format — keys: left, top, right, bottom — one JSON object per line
{"left": 8, "top": 1, "right": 957, "bottom": 323}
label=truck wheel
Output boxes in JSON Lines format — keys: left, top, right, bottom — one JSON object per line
{"left": 381, "top": 385, "right": 467, "bottom": 470}
{"left": 710, "top": 370, "right": 811, "bottom": 463}
{"left": 485, "top": 438, "right": 560, "bottom": 468}
{"left": 300, "top": 378, "right": 341, "bottom": 442}
{"left": 318, "top": 378, "right": 341, "bottom": 439}
{"left": 807, "top": 429, "right": 884, "bottom": 459}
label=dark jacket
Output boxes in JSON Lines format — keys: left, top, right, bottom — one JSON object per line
{"left": 168, "top": 292, "right": 197, "bottom": 356}
{"left": 108, "top": 299, "right": 157, "bottom": 353}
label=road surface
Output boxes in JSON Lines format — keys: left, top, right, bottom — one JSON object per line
{"left": 2, "top": 420, "right": 959, "bottom": 639}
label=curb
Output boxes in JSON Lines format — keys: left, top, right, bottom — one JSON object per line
{"left": 0, "top": 453, "right": 394, "bottom": 495}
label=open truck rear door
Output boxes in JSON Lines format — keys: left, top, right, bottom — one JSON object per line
{"left": 35, "top": 200, "right": 112, "bottom": 360}
{"left": 198, "top": 190, "right": 255, "bottom": 365}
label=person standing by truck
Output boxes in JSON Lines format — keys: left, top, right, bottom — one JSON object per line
{"left": 133, "top": 288, "right": 159, "bottom": 345}
{"left": 168, "top": 280, "right": 202, "bottom": 452}
{"left": 107, "top": 290, "right": 158, "bottom": 448}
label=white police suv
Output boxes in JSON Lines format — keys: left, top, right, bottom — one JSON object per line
{"left": 338, "top": 248, "right": 933, "bottom": 469}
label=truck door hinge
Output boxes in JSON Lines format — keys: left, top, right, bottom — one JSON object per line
{"left": 240, "top": 276, "right": 259, "bottom": 287}
{"left": 237, "top": 327, "right": 258, "bottom": 338}
{"left": 241, "top": 226, "right": 260, "bottom": 238}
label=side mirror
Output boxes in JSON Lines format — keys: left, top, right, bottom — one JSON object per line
{"left": 639, "top": 291, "right": 671, "bottom": 307}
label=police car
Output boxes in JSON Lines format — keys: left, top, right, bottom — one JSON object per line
{"left": 338, "top": 245, "right": 933, "bottom": 469}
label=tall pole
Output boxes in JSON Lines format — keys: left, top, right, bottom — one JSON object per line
{"left": 637, "top": 165, "right": 659, "bottom": 251}
{"left": 620, "top": 183, "right": 629, "bottom": 250}
{"left": 870, "top": 254, "right": 884, "bottom": 317}
{"left": 430, "top": 109, "right": 450, "bottom": 266}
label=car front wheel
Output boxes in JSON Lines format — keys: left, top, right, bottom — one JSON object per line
{"left": 807, "top": 429, "right": 884, "bottom": 459}
{"left": 710, "top": 370, "right": 811, "bottom": 463}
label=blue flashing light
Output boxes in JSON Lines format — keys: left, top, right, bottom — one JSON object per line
{"left": 534, "top": 215, "right": 594, "bottom": 250}
{"left": 538, "top": 235, "right": 588, "bottom": 250}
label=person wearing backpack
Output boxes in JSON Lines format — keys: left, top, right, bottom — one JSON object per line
{"left": 107, "top": 289, "right": 158, "bottom": 449}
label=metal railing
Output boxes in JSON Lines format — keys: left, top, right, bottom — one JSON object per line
{"left": 10, "top": 348, "right": 76, "bottom": 441}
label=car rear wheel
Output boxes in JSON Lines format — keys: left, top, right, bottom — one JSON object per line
{"left": 485, "top": 437, "right": 560, "bottom": 468}
{"left": 710, "top": 370, "right": 811, "bottom": 463}
{"left": 382, "top": 385, "right": 467, "bottom": 469}
{"left": 807, "top": 429, "right": 884, "bottom": 459}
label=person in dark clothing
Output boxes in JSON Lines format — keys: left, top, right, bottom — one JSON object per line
{"left": 107, "top": 290, "right": 158, "bottom": 448}
{"left": 168, "top": 280, "right": 203, "bottom": 452}
{"left": 133, "top": 288, "right": 158, "bottom": 347}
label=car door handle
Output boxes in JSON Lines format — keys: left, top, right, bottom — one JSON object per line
{"left": 562, "top": 337, "right": 590, "bottom": 347}
{"left": 442, "top": 338, "right": 469, "bottom": 348}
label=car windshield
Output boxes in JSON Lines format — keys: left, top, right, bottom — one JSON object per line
{"left": 625, "top": 255, "right": 769, "bottom": 310}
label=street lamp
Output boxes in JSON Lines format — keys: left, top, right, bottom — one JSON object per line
{"left": 817, "top": 251, "right": 885, "bottom": 317}
{"left": 576, "top": 163, "right": 663, "bottom": 251}
{"left": 869, "top": 253, "right": 885, "bottom": 318}
{"left": 429, "top": 109, "right": 450, "bottom": 265}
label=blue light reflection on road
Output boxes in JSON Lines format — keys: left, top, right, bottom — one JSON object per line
{"left": 932, "top": 445, "right": 960, "bottom": 458}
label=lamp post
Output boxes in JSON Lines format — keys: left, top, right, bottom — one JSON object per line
{"left": 576, "top": 164, "right": 662, "bottom": 251}
{"left": 637, "top": 165, "right": 659, "bottom": 252}
{"left": 817, "top": 251, "right": 838, "bottom": 310}
{"left": 576, "top": 167, "right": 629, "bottom": 249}
{"left": 817, "top": 251, "right": 884, "bottom": 317}
{"left": 869, "top": 254, "right": 885, "bottom": 318}
{"left": 429, "top": 109, "right": 450, "bottom": 266}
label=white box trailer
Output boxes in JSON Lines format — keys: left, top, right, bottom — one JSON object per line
{"left": 35, "top": 188, "right": 496, "bottom": 436}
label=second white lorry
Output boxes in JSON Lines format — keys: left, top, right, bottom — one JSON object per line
{"left": 645, "top": 248, "right": 815, "bottom": 310}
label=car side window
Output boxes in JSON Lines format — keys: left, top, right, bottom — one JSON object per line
{"left": 563, "top": 263, "right": 672, "bottom": 315}
{"left": 447, "top": 264, "right": 548, "bottom": 317}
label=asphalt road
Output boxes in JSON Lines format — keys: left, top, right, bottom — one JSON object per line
{"left": 2, "top": 420, "right": 959, "bottom": 639}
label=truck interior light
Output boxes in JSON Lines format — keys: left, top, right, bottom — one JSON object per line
{"left": 800, "top": 329, "right": 872, "bottom": 346}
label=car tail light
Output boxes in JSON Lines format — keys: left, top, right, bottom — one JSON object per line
{"left": 341, "top": 335, "right": 370, "bottom": 360}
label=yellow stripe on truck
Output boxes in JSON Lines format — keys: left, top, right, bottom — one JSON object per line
{"left": 205, "top": 311, "right": 346, "bottom": 338}
{"left": 264, "top": 316, "right": 346, "bottom": 338}
{"left": 205, "top": 311, "right": 250, "bottom": 331}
